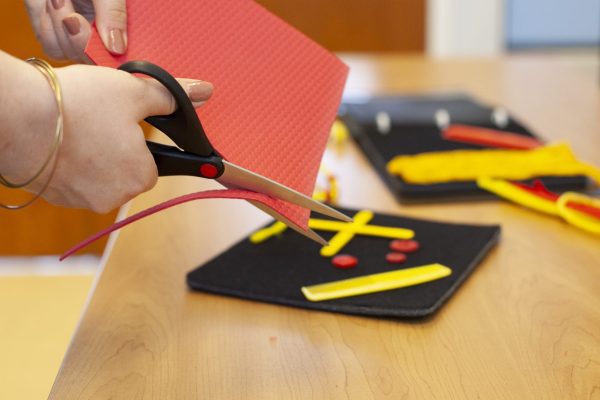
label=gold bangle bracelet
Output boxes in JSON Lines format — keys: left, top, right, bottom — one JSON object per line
{"left": 0, "top": 58, "right": 64, "bottom": 209}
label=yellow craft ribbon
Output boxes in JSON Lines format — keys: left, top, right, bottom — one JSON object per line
{"left": 312, "top": 166, "right": 339, "bottom": 203}
{"left": 477, "top": 177, "right": 600, "bottom": 236}
{"left": 318, "top": 210, "right": 375, "bottom": 257}
{"left": 477, "top": 177, "right": 559, "bottom": 216}
{"left": 249, "top": 221, "right": 288, "bottom": 243}
{"left": 388, "top": 143, "right": 600, "bottom": 185}
{"left": 556, "top": 192, "right": 600, "bottom": 235}
{"left": 250, "top": 210, "right": 415, "bottom": 256}
{"left": 301, "top": 263, "right": 452, "bottom": 301}
{"left": 329, "top": 119, "right": 350, "bottom": 147}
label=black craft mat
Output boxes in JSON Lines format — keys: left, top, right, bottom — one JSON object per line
{"left": 187, "top": 208, "right": 501, "bottom": 318}
{"left": 339, "top": 93, "right": 588, "bottom": 203}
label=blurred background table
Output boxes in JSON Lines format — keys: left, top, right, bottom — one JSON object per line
{"left": 48, "top": 54, "right": 600, "bottom": 399}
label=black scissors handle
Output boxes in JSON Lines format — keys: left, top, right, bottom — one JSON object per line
{"left": 118, "top": 61, "right": 224, "bottom": 178}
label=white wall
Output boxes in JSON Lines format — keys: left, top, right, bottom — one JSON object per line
{"left": 507, "top": 0, "right": 600, "bottom": 47}
{"left": 427, "top": 0, "right": 505, "bottom": 57}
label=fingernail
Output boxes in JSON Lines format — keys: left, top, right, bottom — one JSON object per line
{"left": 63, "top": 17, "right": 81, "bottom": 35}
{"left": 187, "top": 81, "right": 213, "bottom": 103}
{"left": 107, "top": 28, "right": 126, "bottom": 55}
{"left": 51, "top": 0, "right": 64, "bottom": 10}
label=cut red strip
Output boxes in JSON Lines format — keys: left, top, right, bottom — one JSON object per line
{"left": 60, "top": 189, "right": 285, "bottom": 260}
{"left": 442, "top": 124, "right": 543, "bottom": 150}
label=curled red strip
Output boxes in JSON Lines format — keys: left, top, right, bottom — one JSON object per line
{"left": 61, "top": 189, "right": 282, "bottom": 260}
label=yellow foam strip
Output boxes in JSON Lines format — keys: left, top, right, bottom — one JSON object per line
{"left": 320, "top": 210, "right": 374, "bottom": 257}
{"left": 330, "top": 119, "right": 349, "bottom": 145}
{"left": 312, "top": 190, "right": 327, "bottom": 202}
{"left": 387, "top": 143, "right": 600, "bottom": 185}
{"left": 477, "top": 177, "right": 559, "bottom": 216}
{"left": 557, "top": 192, "right": 600, "bottom": 235}
{"left": 301, "top": 263, "right": 452, "bottom": 302}
{"left": 249, "top": 209, "right": 414, "bottom": 255}
{"left": 308, "top": 220, "right": 414, "bottom": 239}
{"left": 249, "top": 221, "right": 288, "bottom": 244}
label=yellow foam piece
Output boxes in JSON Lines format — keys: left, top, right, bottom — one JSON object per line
{"left": 387, "top": 143, "right": 600, "bottom": 185}
{"left": 249, "top": 221, "right": 288, "bottom": 243}
{"left": 478, "top": 177, "right": 600, "bottom": 236}
{"left": 477, "top": 177, "right": 560, "bottom": 216}
{"left": 557, "top": 192, "right": 600, "bottom": 235}
{"left": 330, "top": 119, "right": 350, "bottom": 144}
{"left": 0, "top": 275, "right": 93, "bottom": 400}
{"left": 250, "top": 210, "right": 415, "bottom": 256}
{"left": 319, "top": 210, "right": 374, "bottom": 257}
{"left": 301, "top": 263, "right": 452, "bottom": 301}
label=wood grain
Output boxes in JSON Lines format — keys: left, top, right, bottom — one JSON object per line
{"left": 49, "top": 55, "right": 600, "bottom": 399}
{"left": 256, "top": 0, "right": 425, "bottom": 52}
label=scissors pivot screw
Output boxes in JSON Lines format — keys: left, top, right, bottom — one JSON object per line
{"left": 200, "top": 163, "right": 219, "bottom": 178}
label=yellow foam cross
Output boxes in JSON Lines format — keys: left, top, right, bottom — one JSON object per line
{"left": 250, "top": 210, "right": 415, "bottom": 257}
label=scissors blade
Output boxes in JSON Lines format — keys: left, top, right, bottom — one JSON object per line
{"left": 218, "top": 160, "right": 351, "bottom": 222}
{"left": 249, "top": 201, "right": 329, "bottom": 246}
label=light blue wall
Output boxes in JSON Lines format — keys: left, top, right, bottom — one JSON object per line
{"left": 506, "top": 0, "right": 600, "bottom": 47}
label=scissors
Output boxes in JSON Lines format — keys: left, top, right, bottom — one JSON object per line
{"left": 118, "top": 61, "right": 350, "bottom": 245}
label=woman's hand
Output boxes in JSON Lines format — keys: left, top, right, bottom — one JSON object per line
{"left": 0, "top": 52, "right": 213, "bottom": 213}
{"left": 25, "top": 0, "right": 127, "bottom": 62}
{"left": 44, "top": 65, "right": 213, "bottom": 212}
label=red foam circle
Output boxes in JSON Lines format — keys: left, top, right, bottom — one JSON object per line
{"left": 390, "top": 239, "right": 420, "bottom": 253}
{"left": 386, "top": 252, "right": 407, "bottom": 264}
{"left": 332, "top": 254, "right": 358, "bottom": 269}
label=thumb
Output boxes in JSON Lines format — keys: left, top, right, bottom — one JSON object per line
{"left": 139, "top": 78, "right": 214, "bottom": 118}
{"left": 92, "top": 0, "right": 127, "bottom": 55}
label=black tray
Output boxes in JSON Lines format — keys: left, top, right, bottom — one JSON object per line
{"left": 188, "top": 207, "right": 500, "bottom": 318}
{"left": 340, "top": 93, "right": 588, "bottom": 203}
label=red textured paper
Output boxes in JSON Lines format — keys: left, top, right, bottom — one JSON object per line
{"left": 60, "top": 189, "right": 286, "bottom": 260}
{"left": 84, "top": 0, "right": 348, "bottom": 229}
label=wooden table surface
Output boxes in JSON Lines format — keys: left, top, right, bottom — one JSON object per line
{"left": 50, "top": 55, "right": 600, "bottom": 399}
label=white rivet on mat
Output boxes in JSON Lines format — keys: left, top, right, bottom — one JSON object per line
{"left": 375, "top": 111, "right": 391, "bottom": 134}
{"left": 434, "top": 109, "right": 450, "bottom": 130}
{"left": 492, "top": 107, "right": 509, "bottom": 128}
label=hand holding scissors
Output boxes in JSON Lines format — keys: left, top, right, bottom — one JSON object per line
{"left": 118, "top": 61, "right": 350, "bottom": 244}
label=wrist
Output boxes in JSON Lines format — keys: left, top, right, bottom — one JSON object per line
{"left": 0, "top": 55, "right": 59, "bottom": 182}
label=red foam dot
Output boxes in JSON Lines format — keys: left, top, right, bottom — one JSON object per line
{"left": 332, "top": 254, "right": 358, "bottom": 269}
{"left": 386, "top": 252, "right": 407, "bottom": 264}
{"left": 199, "top": 163, "right": 219, "bottom": 178}
{"left": 390, "top": 239, "right": 420, "bottom": 253}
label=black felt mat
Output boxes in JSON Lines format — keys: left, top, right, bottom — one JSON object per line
{"left": 340, "top": 93, "right": 588, "bottom": 202}
{"left": 187, "top": 208, "right": 501, "bottom": 318}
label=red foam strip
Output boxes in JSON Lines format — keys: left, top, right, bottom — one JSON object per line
{"left": 60, "top": 189, "right": 283, "bottom": 260}
{"left": 566, "top": 201, "right": 600, "bottom": 219}
{"left": 85, "top": 0, "right": 348, "bottom": 229}
{"left": 511, "top": 180, "right": 600, "bottom": 219}
{"left": 512, "top": 180, "right": 560, "bottom": 201}
{"left": 442, "top": 124, "right": 543, "bottom": 150}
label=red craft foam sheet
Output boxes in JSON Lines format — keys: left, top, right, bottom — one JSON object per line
{"left": 85, "top": 0, "right": 348, "bottom": 230}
